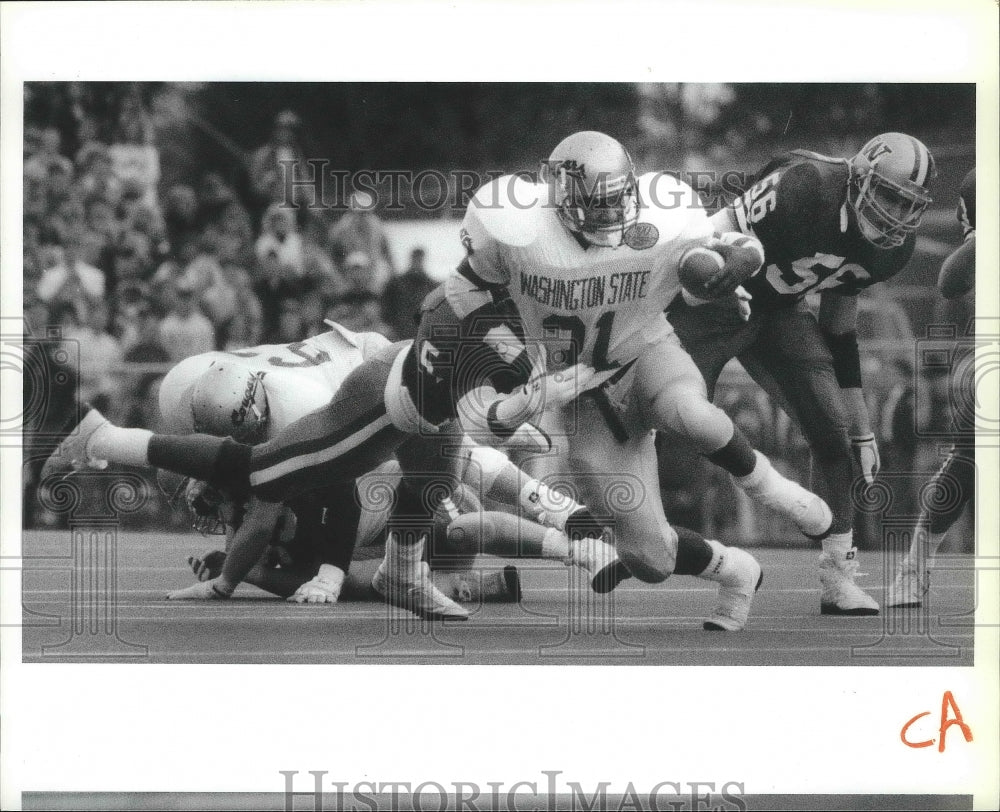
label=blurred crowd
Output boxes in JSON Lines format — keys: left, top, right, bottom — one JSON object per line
{"left": 23, "top": 86, "right": 438, "bottom": 434}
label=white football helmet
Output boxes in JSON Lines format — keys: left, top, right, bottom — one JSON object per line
{"left": 540, "top": 130, "right": 639, "bottom": 248}
{"left": 849, "top": 132, "right": 935, "bottom": 249}
{"left": 190, "top": 360, "right": 269, "bottom": 443}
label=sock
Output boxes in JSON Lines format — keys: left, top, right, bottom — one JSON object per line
{"left": 821, "top": 531, "right": 853, "bottom": 558}
{"left": 910, "top": 525, "right": 946, "bottom": 565}
{"left": 541, "top": 528, "right": 571, "bottom": 562}
{"left": 673, "top": 526, "right": 715, "bottom": 576}
{"left": 518, "top": 479, "right": 578, "bottom": 530}
{"left": 733, "top": 450, "right": 769, "bottom": 490}
{"left": 706, "top": 429, "right": 757, "bottom": 477}
{"left": 692, "top": 538, "right": 729, "bottom": 582}
{"left": 88, "top": 425, "right": 153, "bottom": 467}
{"left": 386, "top": 531, "right": 425, "bottom": 576}
{"left": 147, "top": 434, "right": 248, "bottom": 489}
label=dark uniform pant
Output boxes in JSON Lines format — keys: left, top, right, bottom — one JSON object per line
{"left": 669, "top": 298, "right": 854, "bottom": 533}
{"left": 248, "top": 343, "right": 411, "bottom": 503}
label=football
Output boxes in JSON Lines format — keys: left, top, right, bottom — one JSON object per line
{"left": 678, "top": 246, "right": 726, "bottom": 300}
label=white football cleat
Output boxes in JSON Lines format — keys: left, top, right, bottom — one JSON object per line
{"left": 886, "top": 553, "right": 929, "bottom": 608}
{"left": 40, "top": 406, "right": 110, "bottom": 480}
{"left": 739, "top": 453, "right": 832, "bottom": 537}
{"left": 819, "top": 547, "right": 880, "bottom": 615}
{"left": 372, "top": 560, "right": 469, "bottom": 620}
{"left": 704, "top": 547, "right": 763, "bottom": 631}
{"left": 569, "top": 535, "right": 632, "bottom": 594}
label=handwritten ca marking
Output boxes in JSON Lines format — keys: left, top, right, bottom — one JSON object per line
{"left": 900, "top": 691, "right": 974, "bottom": 752}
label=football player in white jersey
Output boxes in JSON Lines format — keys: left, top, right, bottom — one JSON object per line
{"left": 154, "top": 322, "right": 621, "bottom": 604}
{"left": 452, "top": 131, "right": 833, "bottom": 628}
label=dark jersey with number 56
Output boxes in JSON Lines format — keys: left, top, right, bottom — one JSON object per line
{"left": 401, "top": 277, "right": 533, "bottom": 426}
{"left": 728, "top": 149, "right": 916, "bottom": 311}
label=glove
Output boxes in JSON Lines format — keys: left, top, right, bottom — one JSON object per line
{"left": 492, "top": 362, "right": 597, "bottom": 430}
{"left": 850, "top": 434, "right": 881, "bottom": 485}
{"left": 701, "top": 235, "right": 765, "bottom": 297}
{"left": 167, "top": 578, "right": 232, "bottom": 600}
{"left": 188, "top": 550, "right": 226, "bottom": 582}
{"left": 527, "top": 362, "right": 598, "bottom": 412}
{"left": 287, "top": 564, "right": 345, "bottom": 604}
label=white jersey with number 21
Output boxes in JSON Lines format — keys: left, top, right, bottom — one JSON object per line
{"left": 458, "top": 172, "right": 712, "bottom": 372}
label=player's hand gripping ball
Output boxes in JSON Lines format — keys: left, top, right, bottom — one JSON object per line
{"left": 678, "top": 246, "right": 727, "bottom": 300}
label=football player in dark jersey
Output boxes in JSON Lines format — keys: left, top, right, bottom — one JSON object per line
{"left": 888, "top": 168, "right": 976, "bottom": 607}
{"left": 667, "top": 132, "right": 936, "bottom": 615}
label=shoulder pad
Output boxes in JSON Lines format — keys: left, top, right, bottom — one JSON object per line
{"left": 465, "top": 174, "right": 545, "bottom": 249}
{"left": 636, "top": 172, "right": 708, "bottom": 239}
{"left": 444, "top": 272, "right": 494, "bottom": 320}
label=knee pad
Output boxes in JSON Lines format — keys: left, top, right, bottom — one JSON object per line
{"left": 614, "top": 523, "right": 677, "bottom": 584}
{"left": 447, "top": 511, "right": 498, "bottom": 551}
{"left": 668, "top": 388, "right": 734, "bottom": 452}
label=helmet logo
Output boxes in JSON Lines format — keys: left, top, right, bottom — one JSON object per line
{"left": 559, "top": 159, "right": 587, "bottom": 180}
{"left": 231, "top": 373, "right": 262, "bottom": 431}
{"left": 863, "top": 141, "right": 892, "bottom": 163}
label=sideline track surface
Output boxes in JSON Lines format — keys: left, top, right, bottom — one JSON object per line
{"left": 20, "top": 530, "right": 975, "bottom": 665}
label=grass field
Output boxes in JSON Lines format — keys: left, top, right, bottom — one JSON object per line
{"left": 20, "top": 530, "right": 975, "bottom": 666}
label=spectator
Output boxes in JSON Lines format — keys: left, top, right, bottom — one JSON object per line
{"left": 110, "top": 232, "right": 153, "bottom": 294}
{"left": 332, "top": 250, "right": 378, "bottom": 300}
{"left": 274, "top": 296, "right": 305, "bottom": 344}
{"left": 223, "top": 262, "right": 265, "bottom": 350}
{"left": 185, "top": 238, "right": 239, "bottom": 346}
{"left": 249, "top": 109, "right": 307, "bottom": 213}
{"left": 159, "top": 278, "right": 216, "bottom": 362}
{"left": 162, "top": 183, "right": 201, "bottom": 260}
{"left": 298, "top": 285, "right": 329, "bottom": 338}
{"left": 76, "top": 143, "right": 123, "bottom": 207}
{"left": 58, "top": 300, "right": 124, "bottom": 416}
{"left": 325, "top": 290, "right": 391, "bottom": 336}
{"left": 327, "top": 190, "right": 396, "bottom": 294}
{"left": 85, "top": 195, "right": 120, "bottom": 245}
{"left": 256, "top": 203, "right": 305, "bottom": 277}
{"left": 254, "top": 202, "right": 335, "bottom": 283}
{"left": 36, "top": 235, "right": 105, "bottom": 314}
{"left": 109, "top": 87, "right": 160, "bottom": 207}
{"left": 122, "top": 300, "right": 171, "bottom": 413}
{"left": 381, "top": 247, "right": 437, "bottom": 339}
{"left": 24, "top": 127, "right": 73, "bottom": 179}
{"left": 198, "top": 172, "right": 252, "bottom": 248}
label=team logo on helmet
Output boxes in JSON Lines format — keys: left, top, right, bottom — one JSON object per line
{"left": 231, "top": 372, "right": 264, "bottom": 434}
